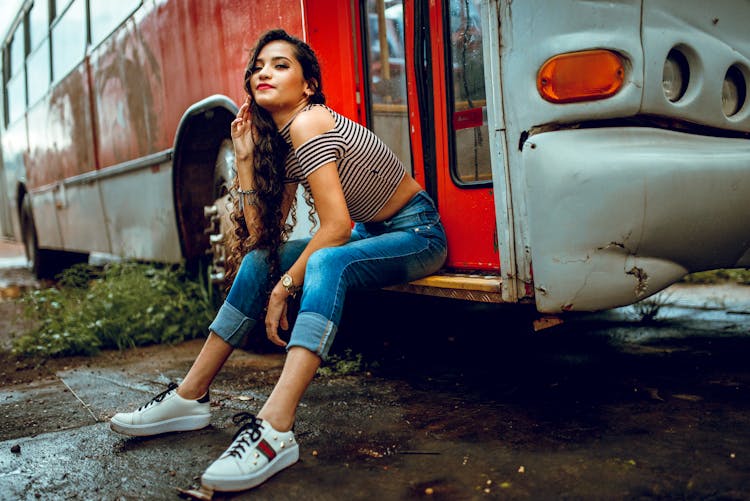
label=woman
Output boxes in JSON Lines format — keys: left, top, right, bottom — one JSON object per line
{"left": 109, "top": 29, "right": 447, "bottom": 492}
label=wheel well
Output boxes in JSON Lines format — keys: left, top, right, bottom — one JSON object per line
{"left": 17, "top": 184, "right": 28, "bottom": 231}
{"left": 172, "top": 100, "right": 236, "bottom": 262}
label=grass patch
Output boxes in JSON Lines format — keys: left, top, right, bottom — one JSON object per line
{"left": 317, "top": 349, "right": 365, "bottom": 377}
{"left": 15, "top": 262, "right": 215, "bottom": 358}
{"left": 681, "top": 268, "right": 750, "bottom": 285}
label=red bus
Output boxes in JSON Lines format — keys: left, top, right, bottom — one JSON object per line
{"left": 2, "top": 0, "right": 749, "bottom": 314}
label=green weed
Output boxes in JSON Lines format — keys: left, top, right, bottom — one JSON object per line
{"left": 15, "top": 262, "right": 215, "bottom": 358}
{"left": 317, "top": 349, "right": 364, "bottom": 377}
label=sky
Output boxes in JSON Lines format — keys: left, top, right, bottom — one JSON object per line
{"left": 0, "top": 0, "right": 24, "bottom": 41}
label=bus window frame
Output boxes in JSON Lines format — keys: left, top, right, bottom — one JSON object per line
{"left": 88, "top": 0, "right": 142, "bottom": 50}
{"left": 50, "top": 0, "right": 87, "bottom": 84}
{"left": 4, "top": 17, "right": 28, "bottom": 127}
{"left": 29, "top": 0, "right": 50, "bottom": 53}
{"left": 358, "top": 0, "right": 415, "bottom": 173}
{"left": 26, "top": 36, "right": 50, "bottom": 107}
{"left": 441, "top": 0, "right": 492, "bottom": 189}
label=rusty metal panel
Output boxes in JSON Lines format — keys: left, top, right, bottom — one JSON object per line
{"left": 89, "top": 10, "right": 164, "bottom": 167}
{"left": 26, "top": 67, "right": 97, "bottom": 189}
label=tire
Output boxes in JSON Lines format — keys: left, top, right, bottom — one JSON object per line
{"left": 20, "top": 193, "right": 88, "bottom": 280}
{"left": 199, "top": 139, "right": 235, "bottom": 304}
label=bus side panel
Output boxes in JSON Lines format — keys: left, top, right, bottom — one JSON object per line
{"left": 0, "top": 120, "right": 27, "bottom": 241}
{"left": 26, "top": 70, "right": 110, "bottom": 253}
{"left": 99, "top": 159, "right": 182, "bottom": 261}
{"left": 156, "top": 0, "right": 305, "bottom": 146}
{"left": 0, "top": 156, "right": 12, "bottom": 239}
{"left": 27, "top": 67, "right": 98, "bottom": 188}
{"left": 90, "top": 5, "right": 166, "bottom": 168}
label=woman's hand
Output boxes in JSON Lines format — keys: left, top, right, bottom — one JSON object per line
{"left": 231, "top": 97, "right": 255, "bottom": 161}
{"left": 265, "top": 282, "right": 291, "bottom": 348}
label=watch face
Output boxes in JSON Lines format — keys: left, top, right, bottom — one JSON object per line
{"left": 282, "top": 275, "right": 293, "bottom": 288}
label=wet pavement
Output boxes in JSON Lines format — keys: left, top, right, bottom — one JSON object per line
{"left": 1, "top": 241, "right": 749, "bottom": 499}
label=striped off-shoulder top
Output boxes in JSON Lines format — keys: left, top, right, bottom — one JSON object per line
{"left": 279, "top": 104, "right": 406, "bottom": 222}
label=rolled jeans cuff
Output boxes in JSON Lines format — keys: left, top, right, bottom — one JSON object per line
{"left": 209, "top": 301, "right": 257, "bottom": 348}
{"left": 287, "top": 311, "right": 338, "bottom": 360}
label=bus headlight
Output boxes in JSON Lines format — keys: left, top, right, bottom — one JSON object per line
{"left": 722, "top": 65, "right": 746, "bottom": 117}
{"left": 662, "top": 49, "right": 689, "bottom": 102}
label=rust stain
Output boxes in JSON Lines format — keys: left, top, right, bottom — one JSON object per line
{"left": 626, "top": 266, "right": 649, "bottom": 297}
{"left": 93, "top": 17, "right": 161, "bottom": 167}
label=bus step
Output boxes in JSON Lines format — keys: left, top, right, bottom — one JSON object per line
{"left": 383, "top": 272, "right": 505, "bottom": 303}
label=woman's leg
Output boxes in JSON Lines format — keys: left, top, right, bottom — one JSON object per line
{"left": 178, "top": 239, "right": 311, "bottom": 399}
{"left": 177, "top": 332, "right": 235, "bottom": 399}
{"left": 257, "top": 346, "right": 320, "bottom": 431}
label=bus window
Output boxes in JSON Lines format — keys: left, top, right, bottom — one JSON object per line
{"left": 27, "top": 40, "right": 50, "bottom": 106}
{"left": 447, "top": 0, "right": 490, "bottom": 184}
{"left": 51, "top": 0, "right": 86, "bottom": 82}
{"left": 90, "top": 0, "right": 141, "bottom": 47}
{"left": 6, "top": 26, "right": 26, "bottom": 124}
{"left": 30, "top": 0, "right": 50, "bottom": 51}
{"left": 363, "top": 0, "right": 412, "bottom": 173}
{"left": 54, "top": 0, "right": 74, "bottom": 15}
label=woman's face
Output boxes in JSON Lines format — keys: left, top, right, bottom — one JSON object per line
{"left": 249, "top": 40, "right": 311, "bottom": 112}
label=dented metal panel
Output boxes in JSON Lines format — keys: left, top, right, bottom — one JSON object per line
{"left": 524, "top": 128, "right": 750, "bottom": 312}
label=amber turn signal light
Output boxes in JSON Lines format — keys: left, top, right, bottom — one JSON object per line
{"left": 537, "top": 49, "right": 625, "bottom": 103}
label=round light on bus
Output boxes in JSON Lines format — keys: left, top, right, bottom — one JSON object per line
{"left": 662, "top": 49, "right": 689, "bottom": 102}
{"left": 722, "top": 65, "right": 746, "bottom": 117}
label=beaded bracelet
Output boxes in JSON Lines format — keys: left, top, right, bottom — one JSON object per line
{"left": 237, "top": 189, "right": 258, "bottom": 211}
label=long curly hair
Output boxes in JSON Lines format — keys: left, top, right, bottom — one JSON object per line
{"left": 224, "top": 29, "right": 325, "bottom": 290}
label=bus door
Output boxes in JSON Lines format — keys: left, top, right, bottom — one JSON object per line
{"left": 420, "top": 0, "right": 519, "bottom": 301}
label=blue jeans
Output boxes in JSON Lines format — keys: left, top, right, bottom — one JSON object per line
{"left": 208, "top": 191, "right": 447, "bottom": 360}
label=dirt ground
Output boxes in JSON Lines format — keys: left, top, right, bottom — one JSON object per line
{"left": 2, "top": 241, "right": 750, "bottom": 500}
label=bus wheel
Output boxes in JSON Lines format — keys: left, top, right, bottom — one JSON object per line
{"left": 202, "top": 139, "right": 235, "bottom": 300}
{"left": 20, "top": 193, "right": 88, "bottom": 280}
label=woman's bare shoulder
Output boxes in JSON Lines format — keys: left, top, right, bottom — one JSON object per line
{"left": 289, "top": 106, "right": 336, "bottom": 146}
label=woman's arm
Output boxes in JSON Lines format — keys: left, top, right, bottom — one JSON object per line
{"left": 232, "top": 98, "right": 262, "bottom": 232}
{"left": 232, "top": 99, "right": 298, "bottom": 234}
{"left": 264, "top": 107, "right": 352, "bottom": 346}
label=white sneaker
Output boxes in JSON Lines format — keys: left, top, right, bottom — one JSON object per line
{"left": 110, "top": 383, "right": 211, "bottom": 436}
{"left": 201, "top": 413, "right": 299, "bottom": 491}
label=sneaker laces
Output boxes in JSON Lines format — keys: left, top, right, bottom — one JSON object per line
{"left": 138, "top": 382, "right": 178, "bottom": 412}
{"left": 226, "top": 412, "right": 265, "bottom": 459}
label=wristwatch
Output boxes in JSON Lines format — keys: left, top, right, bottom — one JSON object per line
{"left": 280, "top": 273, "right": 301, "bottom": 297}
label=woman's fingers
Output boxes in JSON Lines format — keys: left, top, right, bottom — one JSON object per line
{"left": 265, "top": 294, "right": 289, "bottom": 348}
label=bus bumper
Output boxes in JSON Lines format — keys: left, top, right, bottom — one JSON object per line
{"left": 523, "top": 127, "right": 750, "bottom": 313}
